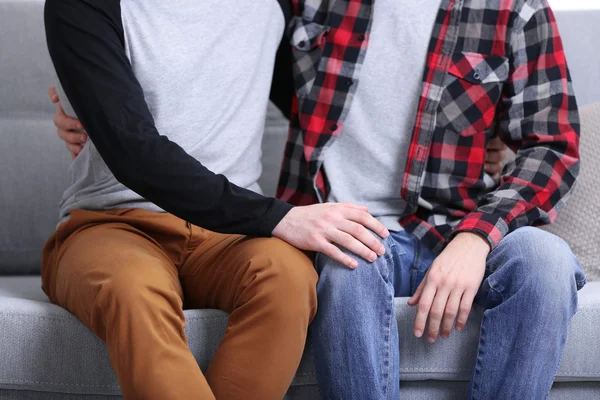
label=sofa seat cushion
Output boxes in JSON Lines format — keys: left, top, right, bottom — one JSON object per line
{"left": 0, "top": 277, "right": 598, "bottom": 396}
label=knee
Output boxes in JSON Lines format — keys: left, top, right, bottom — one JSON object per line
{"left": 499, "top": 227, "right": 579, "bottom": 307}
{"left": 315, "top": 235, "right": 394, "bottom": 301}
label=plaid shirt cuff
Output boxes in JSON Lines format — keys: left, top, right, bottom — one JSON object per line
{"left": 450, "top": 212, "right": 509, "bottom": 251}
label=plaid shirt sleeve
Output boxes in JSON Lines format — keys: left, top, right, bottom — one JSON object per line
{"left": 451, "top": 1, "right": 580, "bottom": 250}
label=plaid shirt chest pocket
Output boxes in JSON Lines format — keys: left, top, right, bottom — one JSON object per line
{"left": 289, "top": 17, "right": 328, "bottom": 99}
{"left": 436, "top": 52, "right": 509, "bottom": 137}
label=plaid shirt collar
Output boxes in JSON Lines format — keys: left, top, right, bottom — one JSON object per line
{"left": 278, "top": 0, "right": 580, "bottom": 253}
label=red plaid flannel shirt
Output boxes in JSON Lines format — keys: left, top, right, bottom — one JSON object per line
{"left": 277, "top": 0, "right": 580, "bottom": 253}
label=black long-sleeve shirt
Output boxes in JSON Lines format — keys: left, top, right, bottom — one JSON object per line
{"left": 45, "top": 0, "right": 296, "bottom": 237}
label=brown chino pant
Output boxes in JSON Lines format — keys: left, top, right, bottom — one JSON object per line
{"left": 41, "top": 208, "right": 318, "bottom": 400}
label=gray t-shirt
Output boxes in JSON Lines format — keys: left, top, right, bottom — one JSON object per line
{"left": 324, "top": 0, "right": 440, "bottom": 232}
{"left": 57, "top": 0, "right": 285, "bottom": 224}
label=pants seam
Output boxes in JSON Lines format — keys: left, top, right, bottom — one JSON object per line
{"left": 381, "top": 288, "right": 394, "bottom": 397}
{"left": 488, "top": 284, "right": 505, "bottom": 303}
{"left": 410, "top": 240, "right": 422, "bottom": 294}
{"left": 471, "top": 312, "right": 489, "bottom": 400}
{"left": 382, "top": 254, "right": 397, "bottom": 398}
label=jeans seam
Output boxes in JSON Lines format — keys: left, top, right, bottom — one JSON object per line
{"left": 488, "top": 284, "right": 505, "bottom": 303}
{"left": 381, "top": 256, "right": 395, "bottom": 398}
{"left": 410, "top": 241, "right": 422, "bottom": 294}
{"left": 471, "top": 311, "right": 489, "bottom": 400}
{"left": 383, "top": 242, "right": 401, "bottom": 261}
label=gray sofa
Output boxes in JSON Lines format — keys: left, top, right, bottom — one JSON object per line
{"left": 1, "top": 1, "right": 599, "bottom": 399}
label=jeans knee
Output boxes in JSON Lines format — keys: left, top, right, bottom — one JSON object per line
{"left": 315, "top": 242, "right": 394, "bottom": 306}
{"left": 497, "top": 227, "right": 580, "bottom": 311}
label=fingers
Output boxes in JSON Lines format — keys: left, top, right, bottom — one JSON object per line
{"left": 48, "top": 87, "right": 59, "bottom": 103}
{"left": 485, "top": 137, "right": 506, "bottom": 177}
{"left": 413, "top": 281, "right": 436, "bottom": 338}
{"left": 341, "top": 202, "right": 369, "bottom": 212}
{"left": 426, "top": 288, "right": 451, "bottom": 343}
{"left": 58, "top": 128, "right": 87, "bottom": 145}
{"left": 66, "top": 142, "right": 84, "bottom": 157}
{"left": 455, "top": 289, "right": 476, "bottom": 332}
{"left": 484, "top": 161, "right": 502, "bottom": 177}
{"left": 337, "top": 220, "right": 385, "bottom": 255}
{"left": 327, "top": 229, "right": 378, "bottom": 263}
{"left": 54, "top": 104, "right": 84, "bottom": 131}
{"left": 485, "top": 149, "right": 504, "bottom": 164}
{"left": 485, "top": 148, "right": 504, "bottom": 177}
{"left": 440, "top": 290, "right": 462, "bottom": 338}
{"left": 343, "top": 208, "right": 390, "bottom": 239}
{"left": 320, "top": 242, "right": 358, "bottom": 269}
{"left": 55, "top": 104, "right": 86, "bottom": 158}
{"left": 487, "top": 136, "right": 505, "bottom": 151}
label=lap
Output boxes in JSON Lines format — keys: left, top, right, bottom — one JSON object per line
{"left": 180, "top": 232, "right": 316, "bottom": 311}
{"left": 44, "top": 209, "right": 317, "bottom": 318}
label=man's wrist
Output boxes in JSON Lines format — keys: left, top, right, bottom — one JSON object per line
{"left": 452, "top": 231, "right": 492, "bottom": 255}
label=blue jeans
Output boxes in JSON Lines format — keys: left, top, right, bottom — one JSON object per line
{"left": 311, "top": 227, "right": 586, "bottom": 399}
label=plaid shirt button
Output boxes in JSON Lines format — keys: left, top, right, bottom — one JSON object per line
{"left": 358, "top": 34, "right": 365, "bottom": 41}
{"left": 331, "top": 124, "right": 338, "bottom": 131}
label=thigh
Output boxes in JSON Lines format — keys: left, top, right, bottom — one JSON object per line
{"left": 179, "top": 231, "right": 316, "bottom": 312}
{"left": 51, "top": 222, "right": 183, "bottom": 327}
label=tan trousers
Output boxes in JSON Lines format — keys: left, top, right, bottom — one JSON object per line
{"left": 42, "top": 209, "right": 318, "bottom": 400}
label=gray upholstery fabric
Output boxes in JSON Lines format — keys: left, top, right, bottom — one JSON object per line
{"left": 2, "top": 382, "right": 600, "bottom": 400}
{"left": 1, "top": 277, "right": 599, "bottom": 397}
{"left": 0, "top": 1, "right": 56, "bottom": 114}
{"left": 0, "top": 0, "right": 67, "bottom": 275}
{"left": 543, "top": 104, "right": 600, "bottom": 281}
{"left": 0, "top": 118, "right": 70, "bottom": 274}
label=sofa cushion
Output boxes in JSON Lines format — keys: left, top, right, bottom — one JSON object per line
{"left": 0, "top": 0, "right": 57, "bottom": 115}
{"left": 543, "top": 104, "right": 600, "bottom": 281}
{"left": 1, "top": 277, "right": 598, "bottom": 397}
{"left": 0, "top": 118, "right": 71, "bottom": 275}
{"left": 0, "top": 0, "right": 69, "bottom": 275}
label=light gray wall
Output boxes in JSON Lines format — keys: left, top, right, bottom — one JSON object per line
{"left": 554, "top": 10, "right": 600, "bottom": 107}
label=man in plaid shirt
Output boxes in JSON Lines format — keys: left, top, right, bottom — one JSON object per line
{"left": 278, "top": 0, "right": 587, "bottom": 398}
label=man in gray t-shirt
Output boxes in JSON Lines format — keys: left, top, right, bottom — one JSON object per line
{"left": 43, "top": 1, "right": 392, "bottom": 399}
